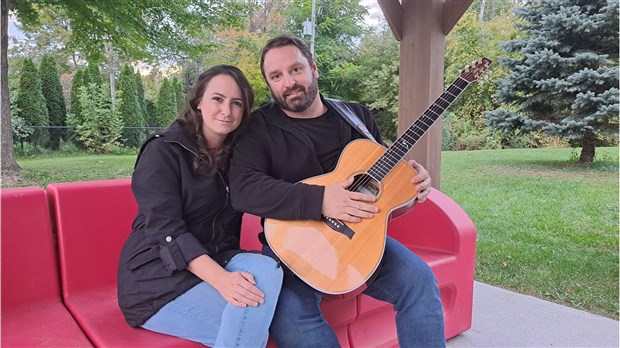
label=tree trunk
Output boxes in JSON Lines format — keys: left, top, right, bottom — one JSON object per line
{"left": 105, "top": 42, "right": 116, "bottom": 107}
{"left": 478, "top": 0, "right": 487, "bottom": 22}
{"left": 579, "top": 132, "right": 596, "bottom": 163}
{"left": 1, "top": 0, "right": 22, "bottom": 183}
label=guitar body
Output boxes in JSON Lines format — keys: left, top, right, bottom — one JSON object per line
{"left": 264, "top": 139, "right": 418, "bottom": 294}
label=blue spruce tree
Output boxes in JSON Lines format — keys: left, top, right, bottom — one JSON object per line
{"left": 486, "top": 0, "right": 619, "bottom": 162}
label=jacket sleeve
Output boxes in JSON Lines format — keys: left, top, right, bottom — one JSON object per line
{"left": 131, "top": 138, "right": 207, "bottom": 272}
{"left": 229, "top": 117, "right": 324, "bottom": 221}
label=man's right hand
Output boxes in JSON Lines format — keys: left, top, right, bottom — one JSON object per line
{"left": 321, "top": 177, "right": 379, "bottom": 223}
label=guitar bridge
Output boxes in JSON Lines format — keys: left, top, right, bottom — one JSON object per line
{"left": 322, "top": 216, "right": 355, "bottom": 239}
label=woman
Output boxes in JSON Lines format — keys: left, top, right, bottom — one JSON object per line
{"left": 117, "top": 65, "right": 283, "bottom": 347}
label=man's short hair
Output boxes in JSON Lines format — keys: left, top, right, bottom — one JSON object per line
{"left": 260, "top": 35, "right": 314, "bottom": 80}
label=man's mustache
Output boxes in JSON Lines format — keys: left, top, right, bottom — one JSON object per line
{"left": 284, "top": 85, "right": 305, "bottom": 97}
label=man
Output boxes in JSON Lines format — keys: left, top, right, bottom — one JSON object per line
{"left": 230, "top": 35, "right": 445, "bottom": 347}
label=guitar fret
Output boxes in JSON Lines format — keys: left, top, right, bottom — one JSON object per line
{"left": 370, "top": 77, "right": 472, "bottom": 181}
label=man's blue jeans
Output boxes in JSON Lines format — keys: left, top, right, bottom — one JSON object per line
{"left": 142, "top": 253, "right": 283, "bottom": 347}
{"left": 264, "top": 236, "right": 445, "bottom": 348}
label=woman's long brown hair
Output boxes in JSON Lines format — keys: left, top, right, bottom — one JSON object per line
{"left": 176, "top": 65, "right": 255, "bottom": 176}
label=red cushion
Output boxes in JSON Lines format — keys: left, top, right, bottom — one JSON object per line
{"left": 66, "top": 287, "right": 202, "bottom": 347}
{"left": 48, "top": 179, "right": 201, "bottom": 347}
{"left": 1, "top": 187, "right": 91, "bottom": 347}
{"left": 351, "top": 188, "right": 476, "bottom": 341}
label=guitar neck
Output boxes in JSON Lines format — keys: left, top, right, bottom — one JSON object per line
{"left": 367, "top": 76, "right": 471, "bottom": 182}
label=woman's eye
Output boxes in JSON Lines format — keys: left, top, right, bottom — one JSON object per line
{"left": 233, "top": 101, "right": 243, "bottom": 108}
{"left": 212, "top": 96, "right": 223, "bottom": 102}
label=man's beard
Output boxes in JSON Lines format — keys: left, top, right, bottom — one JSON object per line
{"left": 272, "top": 76, "right": 319, "bottom": 112}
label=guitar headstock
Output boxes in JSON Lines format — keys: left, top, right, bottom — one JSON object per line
{"left": 460, "top": 58, "right": 492, "bottom": 83}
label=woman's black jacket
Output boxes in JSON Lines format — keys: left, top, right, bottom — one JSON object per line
{"left": 117, "top": 122, "right": 242, "bottom": 327}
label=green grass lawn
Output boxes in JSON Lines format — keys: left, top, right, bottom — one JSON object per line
{"left": 6, "top": 146, "right": 619, "bottom": 319}
{"left": 441, "top": 147, "right": 619, "bottom": 319}
{"left": 11, "top": 154, "right": 136, "bottom": 187}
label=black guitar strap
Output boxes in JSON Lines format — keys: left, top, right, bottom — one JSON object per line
{"left": 325, "top": 98, "right": 378, "bottom": 143}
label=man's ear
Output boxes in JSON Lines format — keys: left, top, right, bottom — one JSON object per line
{"left": 312, "top": 62, "right": 319, "bottom": 78}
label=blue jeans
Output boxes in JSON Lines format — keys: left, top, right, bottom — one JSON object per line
{"left": 142, "top": 253, "right": 283, "bottom": 347}
{"left": 264, "top": 236, "right": 445, "bottom": 348}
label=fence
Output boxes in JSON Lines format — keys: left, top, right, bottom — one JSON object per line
{"left": 13, "top": 126, "right": 164, "bottom": 153}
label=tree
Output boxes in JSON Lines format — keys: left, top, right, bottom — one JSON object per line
{"left": 172, "top": 76, "right": 185, "bottom": 113}
{"left": 486, "top": 0, "right": 619, "bottom": 163}
{"left": 87, "top": 62, "right": 103, "bottom": 87}
{"left": 3, "top": 0, "right": 244, "bottom": 181}
{"left": 16, "top": 57, "right": 49, "bottom": 147}
{"left": 117, "top": 64, "right": 145, "bottom": 147}
{"left": 357, "top": 27, "right": 400, "bottom": 142}
{"left": 134, "top": 71, "right": 148, "bottom": 127}
{"left": 283, "top": 0, "right": 370, "bottom": 101}
{"left": 181, "top": 60, "right": 201, "bottom": 95}
{"left": 72, "top": 83, "right": 123, "bottom": 153}
{"left": 155, "top": 78, "right": 177, "bottom": 127}
{"left": 442, "top": 10, "right": 521, "bottom": 150}
{"left": 68, "top": 68, "right": 85, "bottom": 145}
{"left": 2, "top": 0, "right": 20, "bottom": 178}
{"left": 8, "top": 6, "right": 78, "bottom": 67}
{"left": 40, "top": 54, "right": 66, "bottom": 149}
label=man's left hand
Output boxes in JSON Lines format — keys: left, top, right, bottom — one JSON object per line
{"left": 408, "top": 160, "right": 432, "bottom": 203}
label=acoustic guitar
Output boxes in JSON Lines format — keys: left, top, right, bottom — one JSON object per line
{"left": 264, "top": 58, "right": 492, "bottom": 294}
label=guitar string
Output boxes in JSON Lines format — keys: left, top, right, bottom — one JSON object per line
{"left": 349, "top": 64, "right": 487, "bottom": 187}
{"left": 369, "top": 78, "right": 469, "bottom": 178}
{"left": 348, "top": 78, "right": 467, "bottom": 192}
{"left": 347, "top": 76, "right": 473, "bottom": 198}
{"left": 349, "top": 81, "right": 465, "bottom": 191}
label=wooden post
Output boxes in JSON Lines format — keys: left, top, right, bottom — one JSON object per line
{"left": 398, "top": 0, "right": 445, "bottom": 188}
{"left": 379, "top": 0, "right": 472, "bottom": 190}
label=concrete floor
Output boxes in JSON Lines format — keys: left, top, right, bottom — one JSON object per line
{"left": 447, "top": 282, "right": 619, "bottom": 347}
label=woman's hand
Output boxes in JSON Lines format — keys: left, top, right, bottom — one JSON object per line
{"left": 187, "top": 254, "right": 265, "bottom": 307}
{"left": 212, "top": 270, "right": 265, "bottom": 308}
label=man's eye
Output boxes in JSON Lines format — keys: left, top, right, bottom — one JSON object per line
{"left": 271, "top": 74, "right": 281, "bottom": 81}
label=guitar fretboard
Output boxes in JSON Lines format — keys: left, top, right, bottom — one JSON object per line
{"left": 367, "top": 77, "right": 470, "bottom": 182}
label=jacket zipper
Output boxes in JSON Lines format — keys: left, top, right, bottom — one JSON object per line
{"left": 166, "top": 138, "right": 227, "bottom": 255}
{"left": 209, "top": 171, "right": 229, "bottom": 255}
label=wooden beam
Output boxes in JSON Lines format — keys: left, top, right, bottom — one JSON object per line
{"left": 443, "top": 0, "right": 474, "bottom": 34}
{"left": 378, "top": 0, "right": 402, "bottom": 41}
{"left": 399, "top": 0, "right": 446, "bottom": 189}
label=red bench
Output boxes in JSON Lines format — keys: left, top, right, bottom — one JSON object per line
{"left": 46, "top": 179, "right": 475, "bottom": 347}
{"left": 3, "top": 179, "right": 475, "bottom": 347}
{"left": 1, "top": 187, "right": 92, "bottom": 347}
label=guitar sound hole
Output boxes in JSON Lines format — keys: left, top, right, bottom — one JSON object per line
{"left": 320, "top": 173, "right": 379, "bottom": 240}
{"left": 350, "top": 173, "right": 379, "bottom": 198}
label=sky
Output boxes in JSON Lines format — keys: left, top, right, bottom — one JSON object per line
{"left": 361, "top": 0, "right": 385, "bottom": 27}
{"left": 8, "top": 15, "right": 23, "bottom": 40}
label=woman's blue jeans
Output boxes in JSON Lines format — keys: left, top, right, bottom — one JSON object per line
{"left": 264, "top": 236, "right": 445, "bottom": 348}
{"left": 142, "top": 253, "right": 283, "bottom": 347}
